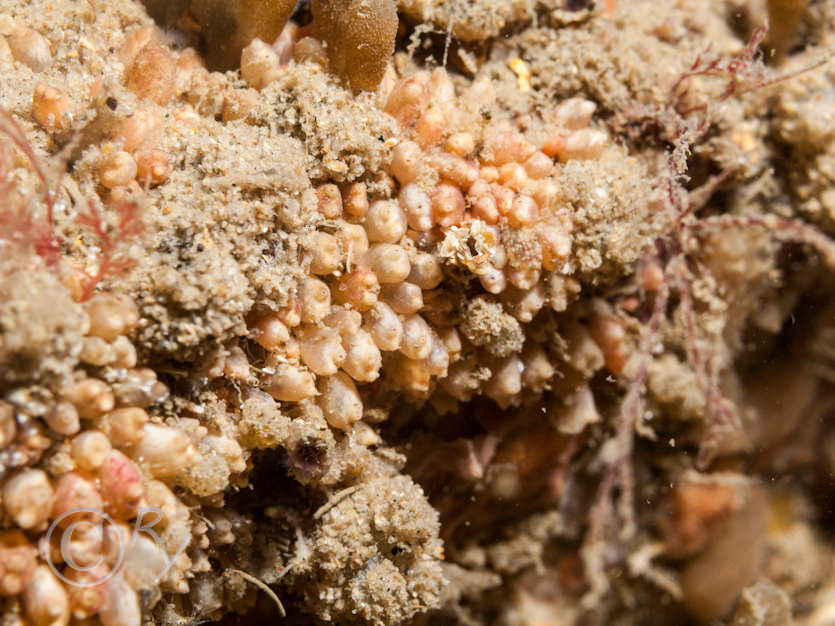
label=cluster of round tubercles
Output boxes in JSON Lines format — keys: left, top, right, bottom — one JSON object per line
{"left": 27, "top": 24, "right": 256, "bottom": 203}
{"left": 84, "top": 23, "right": 314, "bottom": 202}
{"left": 376, "top": 69, "right": 611, "bottom": 407}
{"left": 13, "top": 23, "right": 184, "bottom": 202}
{"left": 222, "top": 176, "right": 455, "bottom": 430}
{"left": 239, "top": 23, "right": 325, "bottom": 92}
{"left": 19, "top": 22, "right": 616, "bottom": 422}
{"left": 213, "top": 67, "right": 615, "bottom": 424}
{"left": 3, "top": 15, "right": 638, "bottom": 626}
{"left": 96, "top": 27, "right": 183, "bottom": 200}
{"left": 0, "top": 293, "right": 251, "bottom": 626}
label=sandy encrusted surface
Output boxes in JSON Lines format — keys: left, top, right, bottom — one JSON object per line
{"left": 1, "top": 1, "right": 835, "bottom": 625}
